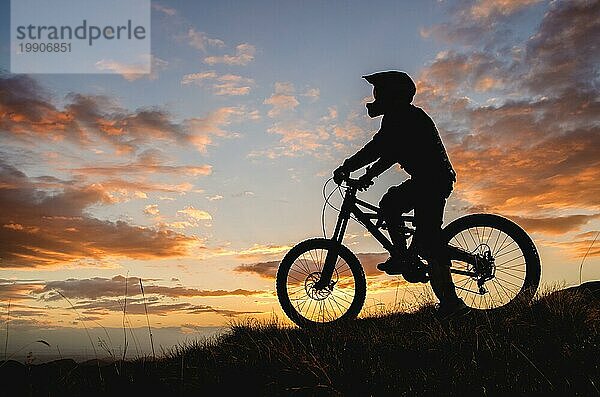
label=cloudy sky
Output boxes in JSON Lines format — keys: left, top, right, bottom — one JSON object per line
{"left": 1, "top": 0, "right": 599, "bottom": 359}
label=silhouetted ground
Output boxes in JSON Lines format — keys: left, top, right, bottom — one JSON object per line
{"left": 2, "top": 282, "right": 599, "bottom": 396}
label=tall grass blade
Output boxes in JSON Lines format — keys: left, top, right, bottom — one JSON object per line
{"left": 140, "top": 278, "right": 155, "bottom": 359}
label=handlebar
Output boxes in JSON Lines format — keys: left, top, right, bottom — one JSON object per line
{"left": 335, "top": 176, "right": 367, "bottom": 192}
{"left": 342, "top": 177, "right": 362, "bottom": 188}
{"left": 333, "top": 166, "right": 372, "bottom": 190}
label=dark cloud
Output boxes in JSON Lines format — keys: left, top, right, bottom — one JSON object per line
{"left": 72, "top": 298, "right": 261, "bottom": 318}
{"left": 3, "top": 309, "right": 46, "bottom": 317}
{"left": 422, "top": 0, "right": 543, "bottom": 47}
{"left": 145, "top": 286, "right": 263, "bottom": 298}
{"left": 421, "top": 51, "right": 510, "bottom": 94}
{"left": 524, "top": 0, "right": 600, "bottom": 95}
{"left": 183, "top": 305, "right": 263, "bottom": 318}
{"left": 0, "top": 75, "right": 82, "bottom": 142}
{"left": 73, "top": 298, "right": 191, "bottom": 316}
{"left": 234, "top": 260, "right": 279, "bottom": 279}
{"left": 0, "top": 279, "right": 45, "bottom": 300}
{"left": 0, "top": 316, "right": 51, "bottom": 330}
{"left": 41, "top": 275, "right": 265, "bottom": 300}
{"left": 234, "top": 252, "right": 389, "bottom": 279}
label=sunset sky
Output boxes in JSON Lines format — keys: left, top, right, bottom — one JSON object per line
{"left": 1, "top": 0, "right": 599, "bottom": 360}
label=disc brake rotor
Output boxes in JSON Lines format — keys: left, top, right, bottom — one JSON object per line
{"left": 305, "top": 271, "right": 336, "bottom": 300}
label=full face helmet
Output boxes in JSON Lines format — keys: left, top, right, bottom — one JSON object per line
{"left": 362, "top": 71, "right": 416, "bottom": 117}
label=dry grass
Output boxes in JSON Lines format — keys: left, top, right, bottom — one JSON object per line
{"left": 1, "top": 283, "right": 598, "bottom": 396}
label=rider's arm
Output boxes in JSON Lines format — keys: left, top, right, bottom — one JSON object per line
{"left": 364, "top": 156, "right": 396, "bottom": 180}
{"left": 341, "top": 132, "right": 384, "bottom": 172}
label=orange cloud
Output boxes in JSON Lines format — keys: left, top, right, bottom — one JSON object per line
{"left": 144, "top": 204, "right": 160, "bottom": 216}
{"left": 236, "top": 244, "right": 292, "bottom": 260}
{"left": 509, "top": 214, "right": 600, "bottom": 236}
{"left": 302, "top": 87, "right": 320, "bottom": 101}
{"left": 181, "top": 72, "right": 255, "bottom": 96}
{"left": 264, "top": 94, "right": 299, "bottom": 118}
{"left": 152, "top": 3, "right": 177, "bottom": 16}
{"left": 66, "top": 149, "right": 212, "bottom": 178}
{"left": 265, "top": 124, "right": 329, "bottom": 155}
{"left": 541, "top": 231, "right": 600, "bottom": 260}
{"left": 186, "top": 28, "right": 225, "bottom": 52}
{"left": 204, "top": 43, "right": 256, "bottom": 66}
{"left": 185, "top": 106, "right": 258, "bottom": 152}
{"left": 469, "top": 0, "right": 542, "bottom": 20}
{"left": 415, "top": 0, "right": 600, "bottom": 240}
{"left": 95, "top": 56, "right": 168, "bottom": 81}
{"left": 448, "top": 127, "right": 600, "bottom": 215}
{"left": 1, "top": 75, "right": 255, "bottom": 154}
{"left": 264, "top": 82, "right": 300, "bottom": 118}
{"left": 0, "top": 160, "right": 199, "bottom": 269}
{"left": 86, "top": 179, "right": 194, "bottom": 195}
{"left": 177, "top": 206, "right": 212, "bottom": 221}
{"left": 214, "top": 74, "right": 255, "bottom": 96}
{"left": 332, "top": 114, "right": 365, "bottom": 141}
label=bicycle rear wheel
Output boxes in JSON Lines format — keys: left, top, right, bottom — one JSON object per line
{"left": 443, "top": 214, "right": 541, "bottom": 310}
{"left": 276, "top": 238, "right": 366, "bottom": 327}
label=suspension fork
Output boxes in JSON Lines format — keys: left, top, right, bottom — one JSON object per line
{"left": 314, "top": 187, "right": 354, "bottom": 290}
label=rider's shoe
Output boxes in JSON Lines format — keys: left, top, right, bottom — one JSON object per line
{"left": 377, "top": 256, "right": 403, "bottom": 274}
{"left": 435, "top": 298, "right": 470, "bottom": 322}
{"left": 377, "top": 256, "right": 428, "bottom": 282}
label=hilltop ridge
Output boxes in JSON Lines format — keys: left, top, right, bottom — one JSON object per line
{"left": 1, "top": 282, "right": 599, "bottom": 396}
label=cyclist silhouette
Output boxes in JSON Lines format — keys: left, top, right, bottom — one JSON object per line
{"left": 333, "top": 71, "right": 467, "bottom": 317}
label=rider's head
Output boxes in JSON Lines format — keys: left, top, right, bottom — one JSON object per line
{"left": 362, "top": 71, "right": 416, "bottom": 118}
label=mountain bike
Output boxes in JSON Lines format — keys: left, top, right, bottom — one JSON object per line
{"left": 276, "top": 176, "right": 541, "bottom": 327}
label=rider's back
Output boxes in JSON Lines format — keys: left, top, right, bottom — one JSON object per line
{"left": 375, "top": 104, "right": 455, "bottom": 186}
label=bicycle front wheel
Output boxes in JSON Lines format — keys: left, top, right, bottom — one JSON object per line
{"left": 276, "top": 238, "right": 366, "bottom": 327}
{"left": 443, "top": 214, "right": 541, "bottom": 310}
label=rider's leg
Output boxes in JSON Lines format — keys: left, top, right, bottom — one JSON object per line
{"left": 379, "top": 181, "right": 415, "bottom": 257}
{"left": 387, "top": 225, "right": 407, "bottom": 255}
{"left": 428, "top": 257, "right": 460, "bottom": 304}
{"left": 414, "top": 193, "right": 462, "bottom": 305}
{"left": 378, "top": 181, "right": 426, "bottom": 277}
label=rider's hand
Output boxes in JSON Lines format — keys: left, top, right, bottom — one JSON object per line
{"left": 333, "top": 165, "right": 348, "bottom": 185}
{"left": 356, "top": 174, "right": 374, "bottom": 191}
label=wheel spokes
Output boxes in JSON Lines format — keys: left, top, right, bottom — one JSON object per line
{"left": 287, "top": 248, "right": 356, "bottom": 322}
{"left": 449, "top": 226, "right": 526, "bottom": 309}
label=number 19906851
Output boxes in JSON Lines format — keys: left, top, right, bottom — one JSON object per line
{"left": 18, "top": 42, "right": 72, "bottom": 53}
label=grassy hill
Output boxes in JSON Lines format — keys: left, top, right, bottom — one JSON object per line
{"left": 2, "top": 282, "right": 599, "bottom": 396}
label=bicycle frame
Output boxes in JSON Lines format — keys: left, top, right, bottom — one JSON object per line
{"left": 316, "top": 182, "right": 478, "bottom": 289}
